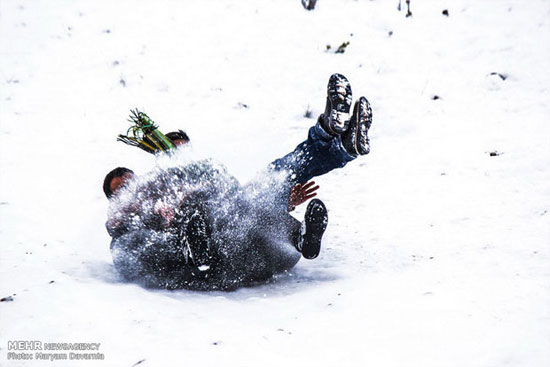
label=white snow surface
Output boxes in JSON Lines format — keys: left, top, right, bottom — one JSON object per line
{"left": 1, "top": 0, "right": 550, "bottom": 366}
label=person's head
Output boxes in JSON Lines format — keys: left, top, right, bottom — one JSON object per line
{"left": 165, "top": 130, "right": 190, "bottom": 147}
{"left": 103, "top": 167, "right": 135, "bottom": 199}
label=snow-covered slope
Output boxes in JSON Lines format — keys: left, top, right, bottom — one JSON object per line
{"left": 1, "top": 0, "right": 549, "bottom": 366}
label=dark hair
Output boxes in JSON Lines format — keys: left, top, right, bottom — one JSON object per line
{"left": 165, "top": 130, "right": 190, "bottom": 143}
{"left": 103, "top": 167, "right": 134, "bottom": 199}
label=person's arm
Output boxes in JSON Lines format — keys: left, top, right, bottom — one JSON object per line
{"left": 106, "top": 219, "right": 127, "bottom": 238}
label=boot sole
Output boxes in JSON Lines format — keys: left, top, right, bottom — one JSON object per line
{"left": 301, "top": 199, "right": 328, "bottom": 259}
{"left": 326, "top": 74, "right": 353, "bottom": 134}
{"left": 186, "top": 210, "right": 212, "bottom": 272}
{"left": 349, "top": 97, "right": 372, "bottom": 155}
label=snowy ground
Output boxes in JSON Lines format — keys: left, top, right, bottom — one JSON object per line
{"left": 1, "top": 0, "right": 549, "bottom": 366}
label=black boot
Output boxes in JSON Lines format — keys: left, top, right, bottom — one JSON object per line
{"left": 342, "top": 96, "right": 372, "bottom": 156}
{"left": 184, "top": 209, "right": 212, "bottom": 273}
{"left": 319, "top": 73, "right": 353, "bottom": 135}
{"left": 296, "top": 199, "right": 328, "bottom": 259}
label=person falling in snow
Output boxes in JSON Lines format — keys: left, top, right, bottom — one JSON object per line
{"left": 104, "top": 73, "right": 372, "bottom": 290}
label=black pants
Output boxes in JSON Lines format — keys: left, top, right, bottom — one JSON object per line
{"left": 110, "top": 211, "right": 302, "bottom": 291}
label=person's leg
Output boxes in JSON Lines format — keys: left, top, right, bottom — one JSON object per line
{"left": 269, "top": 120, "right": 357, "bottom": 185}
{"left": 266, "top": 94, "right": 372, "bottom": 213}
{"left": 245, "top": 211, "right": 302, "bottom": 280}
{"left": 269, "top": 93, "right": 373, "bottom": 186}
{"left": 250, "top": 197, "right": 328, "bottom": 269}
{"left": 269, "top": 73, "right": 361, "bottom": 185}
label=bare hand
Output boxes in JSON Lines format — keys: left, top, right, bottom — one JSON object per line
{"left": 154, "top": 206, "right": 175, "bottom": 226}
{"left": 288, "top": 181, "right": 319, "bottom": 211}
